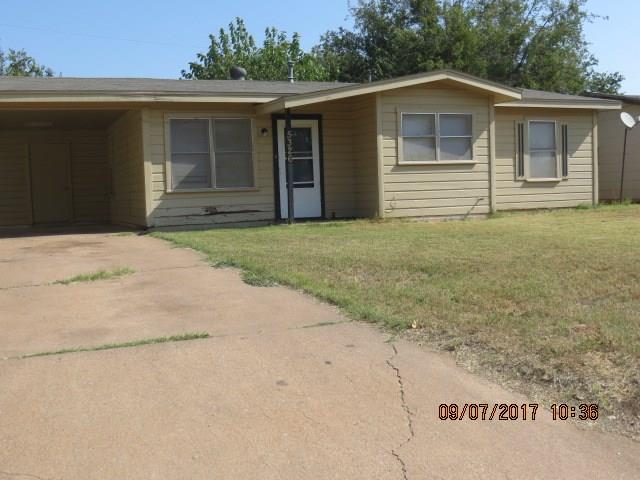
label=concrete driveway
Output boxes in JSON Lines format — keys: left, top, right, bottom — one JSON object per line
{"left": 0, "top": 229, "right": 638, "bottom": 479}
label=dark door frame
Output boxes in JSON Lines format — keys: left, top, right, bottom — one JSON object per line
{"left": 271, "top": 113, "right": 325, "bottom": 221}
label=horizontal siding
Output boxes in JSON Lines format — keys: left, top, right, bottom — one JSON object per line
{"left": 0, "top": 129, "right": 109, "bottom": 226}
{"left": 495, "top": 108, "right": 595, "bottom": 210}
{"left": 145, "top": 105, "right": 275, "bottom": 228}
{"left": 598, "top": 104, "right": 640, "bottom": 200}
{"left": 353, "top": 94, "right": 378, "bottom": 217}
{"left": 70, "top": 132, "right": 109, "bottom": 223}
{"left": 109, "top": 110, "right": 146, "bottom": 226}
{"left": 381, "top": 85, "right": 491, "bottom": 217}
{"left": 0, "top": 141, "right": 30, "bottom": 225}
{"left": 146, "top": 98, "right": 380, "bottom": 227}
{"left": 294, "top": 100, "right": 358, "bottom": 219}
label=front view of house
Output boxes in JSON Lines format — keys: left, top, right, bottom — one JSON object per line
{"left": 0, "top": 70, "right": 620, "bottom": 229}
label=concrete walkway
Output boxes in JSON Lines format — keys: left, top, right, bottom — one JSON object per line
{"left": 0, "top": 230, "right": 638, "bottom": 479}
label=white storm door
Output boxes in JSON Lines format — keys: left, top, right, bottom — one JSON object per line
{"left": 277, "top": 119, "right": 322, "bottom": 219}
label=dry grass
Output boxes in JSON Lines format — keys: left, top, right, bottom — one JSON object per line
{"left": 155, "top": 205, "right": 640, "bottom": 438}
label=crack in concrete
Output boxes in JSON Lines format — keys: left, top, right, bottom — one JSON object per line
{"left": 0, "top": 471, "right": 52, "bottom": 480}
{"left": 386, "top": 342, "right": 415, "bottom": 480}
{"left": 0, "top": 264, "right": 204, "bottom": 291}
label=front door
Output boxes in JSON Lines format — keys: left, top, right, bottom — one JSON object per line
{"left": 30, "top": 143, "right": 73, "bottom": 224}
{"left": 277, "top": 119, "right": 322, "bottom": 219}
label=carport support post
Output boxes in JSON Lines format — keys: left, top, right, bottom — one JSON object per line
{"left": 285, "top": 109, "right": 295, "bottom": 224}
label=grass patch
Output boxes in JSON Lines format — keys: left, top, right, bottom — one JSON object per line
{"left": 154, "top": 205, "right": 640, "bottom": 438}
{"left": 19, "top": 332, "right": 210, "bottom": 359}
{"left": 240, "top": 270, "right": 277, "bottom": 287}
{"left": 54, "top": 267, "right": 135, "bottom": 285}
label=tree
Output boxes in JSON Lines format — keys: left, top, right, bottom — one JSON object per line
{"left": 585, "top": 71, "right": 624, "bottom": 94}
{"left": 314, "top": 0, "right": 623, "bottom": 94}
{"left": 183, "top": 18, "right": 329, "bottom": 81}
{"left": 0, "top": 48, "right": 53, "bottom": 77}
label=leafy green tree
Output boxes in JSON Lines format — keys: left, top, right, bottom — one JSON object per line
{"left": 314, "top": 0, "right": 623, "bottom": 94}
{"left": 183, "top": 18, "right": 329, "bottom": 81}
{"left": 584, "top": 71, "right": 624, "bottom": 94}
{"left": 0, "top": 48, "right": 53, "bottom": 77}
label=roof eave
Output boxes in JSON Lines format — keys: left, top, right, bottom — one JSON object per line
{"left": 0, "top": 92, "right": 281, "bottom": 104}
{"left": 495, "top": 100, "right": 622, "bottom": 110}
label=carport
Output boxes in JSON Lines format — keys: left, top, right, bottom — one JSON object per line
{"left": 0, "top": 108, "right": 146, "bottom": 228}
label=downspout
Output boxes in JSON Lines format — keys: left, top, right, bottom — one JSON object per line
{"left": 489, "top": 96, "right": 497, "bottom": 213}
{"left": 375, "top": 93, "right": 385, "bottom": 218}
{"left": 285, "top": 108, "right": 295, "bottom": 223}
{"left": 592, "top": 111, "right": 599, "bottom": 206}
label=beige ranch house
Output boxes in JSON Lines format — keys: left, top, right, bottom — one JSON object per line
{"left": 0, "top": 70, "right": 621, "bottom": 229}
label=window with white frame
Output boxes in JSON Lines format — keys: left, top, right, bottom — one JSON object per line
{"left": 399, "top": 112, "right": 473, "bottom": 163}
{"left": 168, "top": 118, "right": 254, "bottom": 191}
{"left": 528, "top": 121, "right": 558, "bottom": 179}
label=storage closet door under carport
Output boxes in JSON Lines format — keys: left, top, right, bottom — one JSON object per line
{"left": 29, "top": 143, "right": 73, "bottom": 224}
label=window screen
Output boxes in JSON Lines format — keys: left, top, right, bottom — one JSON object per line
{"left": 401, "top": 114, "right": 436, "bottom": 162}
{"left": 170, "top": 119, "right": 211, "bottom": 190}
{"left": 440, "top": 114, "right": 472, "bottom": 161}
{"left": 400, "top": 113, "right": 472, "bottom": 162}
{"left": 289, "top": 128, "right": 315, "bottom": 187}
{"left": 169, "top": 118, "right": 254, "bottom": 190}
{"left": 529, "top": 121, "right": 557, "bottom": 179}
{"left": 214, "top": 119, "right": 253, "bottom": 188}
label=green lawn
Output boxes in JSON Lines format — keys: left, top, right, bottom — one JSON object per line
{"left": 155, "top": 205, "right": 640, "bottom": 436}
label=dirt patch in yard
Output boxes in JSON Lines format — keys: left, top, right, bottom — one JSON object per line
{"left": 405, "top": 327, "right": 640, "bottom": 440}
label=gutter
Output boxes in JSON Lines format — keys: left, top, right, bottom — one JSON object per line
{"left": 0, "top": 92, "right": 281, "bottom": 104}
{"left": 495, "top": 100, "right": 622, "bottom": 110}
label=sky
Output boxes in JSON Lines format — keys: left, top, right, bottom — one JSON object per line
{"left": 0, "top": 0, "right": 638, "bottom": 92}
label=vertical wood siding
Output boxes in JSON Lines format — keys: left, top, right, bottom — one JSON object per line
{"left": 144, "top": 105, "right": 274, "bottom": 228}
{"left": 597, "top": 104, "right": 640, "bottom": 201}
{"left": 381, "top": 85, "right": 491, "bottom": 218}
{"left": 0, "top": 129, "right": 109, "bottom": 226}
{"left": 495, "top": 108, "right": 595, "bottom": 210}
{"left": 109, "top": 110, "right": 147, "bottom": 226}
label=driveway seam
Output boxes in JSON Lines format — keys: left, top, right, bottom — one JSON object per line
{"left": 0, "top": 470, "right": 53, "bottom": 480}
{"left": 386, "top": 343, "right": 415, "bottom": 480}
{"left": 0, "top": 264, "right": 205, "bottom": 291}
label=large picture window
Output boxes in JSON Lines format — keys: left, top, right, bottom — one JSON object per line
{"left": 168, "top": 117, "right": 254, "bottom": 191}
{"left": 399, "top": 112, "right": 473, "bottom": 163}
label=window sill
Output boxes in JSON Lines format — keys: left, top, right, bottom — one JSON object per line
{"left": 165, "top": 187, "right": 259, "bottom": 194}
{"left": 522, "top": 178, "right": 562, "bottom": 183}
{"left": 397, "top": 160, "right": 477, "bottom": 166}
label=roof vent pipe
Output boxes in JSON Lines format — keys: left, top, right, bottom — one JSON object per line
{"left": 230, "top": 66, "right": 247, "bottom": 80}
{"left": 287, "top": 60, "right": 294, "bottom": 83}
